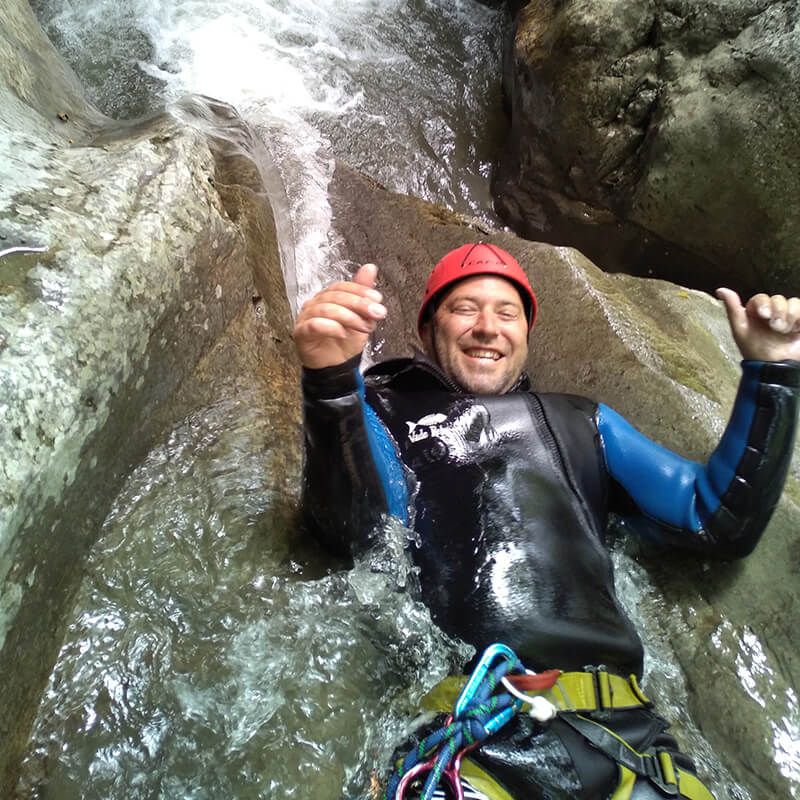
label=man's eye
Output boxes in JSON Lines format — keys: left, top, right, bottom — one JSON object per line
{"left": 499, "top": 310, "right": 519, "bottom": 321}
{"left": 453, "top": 306, "right": 477, "bottom": 314}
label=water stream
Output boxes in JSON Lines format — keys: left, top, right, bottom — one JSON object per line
{"left": 16, "top": 385, "right": 469, "bottom": 799}
{"left": 15, "top": 1, "right": 796, "bottom": 797}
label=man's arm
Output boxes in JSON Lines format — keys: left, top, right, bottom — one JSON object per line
{"left": 294, "top": 265, "right": 408, "bottom": 556}
{"left": 601, "top": 290, "right": 800, "bottom": 558}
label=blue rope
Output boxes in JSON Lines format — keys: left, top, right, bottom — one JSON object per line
{"left": 384, "top": 652, "right": 525, "bottom": 800}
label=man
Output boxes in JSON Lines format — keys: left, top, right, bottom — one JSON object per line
{"left": 293, "top": 242, "right": 800, "bottom": 799}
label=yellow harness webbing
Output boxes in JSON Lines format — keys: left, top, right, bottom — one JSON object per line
{"left": 420, "top": 671, "right": 717, "bottom": 800}
{"left": 422, "top": 670, "right": 651, "bottom": 715}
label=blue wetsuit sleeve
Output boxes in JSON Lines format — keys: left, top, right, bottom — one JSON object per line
{"left": 300, "top": 355, "right": 409, "bottom": 557}
{"left": 599, "top": 360, "right": 800, "bottom": 558}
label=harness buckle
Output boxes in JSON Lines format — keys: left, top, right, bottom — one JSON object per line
{"left": 583, "top": 664, "right": 612, "bottom": 719}
{"left": 643, "top": 751, "right": 679, "bottom": 796}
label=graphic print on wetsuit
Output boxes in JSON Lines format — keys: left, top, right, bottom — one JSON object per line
{"left": 404, "top": 401, "right": 497, "bottom": 471}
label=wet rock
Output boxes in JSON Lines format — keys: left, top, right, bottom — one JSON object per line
{"left": 493, "top": 0, "right": 800, "bottom": 297}
{"left": 0, "top": 1, "right": 292, "bottom": 793}
{"left": 328, "top": 162, "right": 800, "bottom": 798}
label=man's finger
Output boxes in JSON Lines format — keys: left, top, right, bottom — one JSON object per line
{"left": 299, "top": 290, "right": 386, "bottom": 323}
{"left": 743, "top": 293, "right": 790, "bottom": 333}
{"left": 307, "top": 280, "right": 382, "bottom": 303}
{"left": 745, "top": 292, "right": 774, "bottom": 320}
{"left": 787, "top": 297, "right": 800, "bottom": 333}
{"left": 766, "top": 295, "right": 789, "bottom": 332}
{"left": 315, "top": 289, "right": 384, "bottom": 315}
{"left": 299, "top": 302, "right": 382, "bottom": 334}
{"left": 294, "top": 316, "right": 350, "bottom": 341}
{"left": 353, "top": 262, "right": 378, "bottom": 289}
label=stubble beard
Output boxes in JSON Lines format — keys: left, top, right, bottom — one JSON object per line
{"left": 432, "top": 330, "right": 519, "bottom": 395}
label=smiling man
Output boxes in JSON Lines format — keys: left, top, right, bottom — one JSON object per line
{"left": 293, "top": 243, "right": 800, "bottom": 800}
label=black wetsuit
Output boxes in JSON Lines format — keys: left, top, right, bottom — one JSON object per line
{"left": 300, "top": 352, "right": 799, "bottom": 798}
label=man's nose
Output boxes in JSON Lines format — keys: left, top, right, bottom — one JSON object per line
{"left": 473, "top": 309, "right": 499, "bottom": 337}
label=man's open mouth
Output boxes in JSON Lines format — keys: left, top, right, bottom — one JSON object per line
{"left": 464, "top": 349, "right": 502, "bottom": 361}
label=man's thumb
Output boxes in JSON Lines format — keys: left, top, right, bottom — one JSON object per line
{"left": 716, "top": 287, "right": 747, "bottom": 331}
{"left": 354, "top": 262, "right": 378, "bottom": 288}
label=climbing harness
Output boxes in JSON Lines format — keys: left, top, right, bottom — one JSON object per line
{"left": 384, "top": 644, "right": 716, "bottom": 800}
{"left": 559, "top": 714, "right": 716, "bottom": 800}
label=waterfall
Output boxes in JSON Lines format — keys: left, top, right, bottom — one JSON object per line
{"left": 32, "top": 0, "right": 508, "bottom": 306}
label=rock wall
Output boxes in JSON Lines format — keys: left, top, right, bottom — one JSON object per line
{"left": 494, "top": 0, "right": 800, "bottom": 297}
{"left": 0, "top": 1, "right": 293, "bottom": 793}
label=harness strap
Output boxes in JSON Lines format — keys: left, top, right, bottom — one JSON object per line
{"left": 613, "top": 766, "right": 639, "bottom": 800}
{"left": 561, "top": 714, "right": 715, "bottom": 800}
{"left": 459, "top": 759, "right": 515, "bottom": 800}
{"left": 553, "top": 670, "right": 651, "bottom": 713}
{"left": 423, "top": 670, "right": 652, "bottom": 716}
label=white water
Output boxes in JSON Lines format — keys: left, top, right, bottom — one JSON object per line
{"left": 16, "top": 388, "right": 470, "bottom": 799}
{"left": 33, "top": 0, "right": 507, "bottom": 305}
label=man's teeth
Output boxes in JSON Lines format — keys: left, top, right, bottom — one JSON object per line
{"left": 466, "top": 349, "right": 501, "bottom": 360}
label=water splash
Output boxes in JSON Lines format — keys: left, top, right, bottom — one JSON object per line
{"left": 17, "top": 390, "right": 469, "bottom": 799}
{"left": 32, "top": 0, "right": 506, "bottom": 231}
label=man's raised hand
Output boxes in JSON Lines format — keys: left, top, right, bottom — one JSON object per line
{"left": 293, "top": 263, "right": 387, "bottom": 369}
{"left": 717, "top": 288, "right": 800, "bottom": 362}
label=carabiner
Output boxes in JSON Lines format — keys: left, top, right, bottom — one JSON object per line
{"left": 393, "top": 742, "right": 477, "bottom": 800}
{"left": 454, "top": 643, "right": 520, "bottom": 718}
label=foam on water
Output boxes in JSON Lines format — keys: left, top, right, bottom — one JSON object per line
{"left": 137, "top": 0, "right": 376, "bottom": 115}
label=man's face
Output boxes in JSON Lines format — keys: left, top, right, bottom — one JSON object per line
{"left": 422, "top": 275, "right": 529, "bottom": 394}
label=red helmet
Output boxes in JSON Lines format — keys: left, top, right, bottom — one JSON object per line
{"left": 417, "top": 242, "right": 538, "bottom": 334}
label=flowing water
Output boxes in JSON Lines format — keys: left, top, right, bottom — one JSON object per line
{"left": 30, "top": 0, "right": 507, "bottom": 306}
{"left": 16, "top": 0, "right": 798, "bottom": 798}
{"left": 16, "top": 386, "right": 470, "bottom": 799}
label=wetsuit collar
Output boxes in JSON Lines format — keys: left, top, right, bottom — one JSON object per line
{"left": 365, "top": 347, "right": 531, "bottom": 394}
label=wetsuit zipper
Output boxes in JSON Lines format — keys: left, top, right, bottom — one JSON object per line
{"left": 411, "top": 359, "right": 467, "bottom": 393}
{"left": 526, "top": 393, "right": 598, "bottom": 538}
